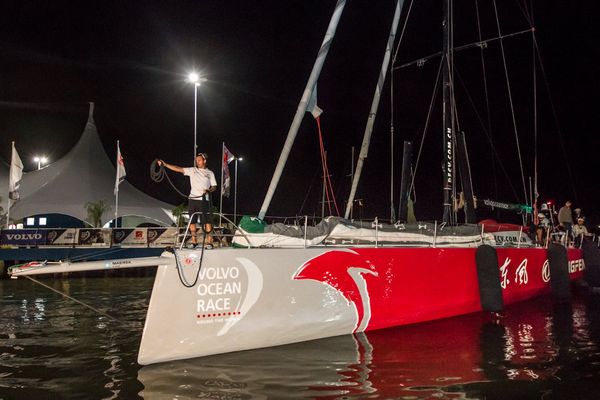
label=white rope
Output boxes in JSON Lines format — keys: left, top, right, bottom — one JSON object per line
{"left": 24, "top": 276, "right": 119, "bottom": 321}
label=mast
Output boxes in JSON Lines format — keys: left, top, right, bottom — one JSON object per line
{"left": 344, "top": 0, "right": 405, "bottom": 219}
{"left": 397, "top": 141, "right": 413, "bottom": 222}
{"left": 441, "top": 0, "right": 454, "bottom": 224}
{"left": 258, "top": 0, "right": 346, "bottom": 220}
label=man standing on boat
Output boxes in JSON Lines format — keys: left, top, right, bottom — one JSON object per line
{"left": 157, "top": 153, "right": 217, "bottom": 248}
{"left": 558, "top": 200, "right": 574, "bottom": 245}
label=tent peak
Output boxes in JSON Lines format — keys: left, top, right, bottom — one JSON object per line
{"left": 88, "top": 102, "right": 95, "bottom": 122}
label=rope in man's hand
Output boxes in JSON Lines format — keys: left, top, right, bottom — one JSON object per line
{"left": 150, "top": 159, "right": 207, "bottom": 199}
{"left": 150, "top": 159, "right": 189, "bottom": 198}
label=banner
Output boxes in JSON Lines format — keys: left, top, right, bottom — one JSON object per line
{"left": 113, "top": 228, "right": 147, "bottom": 246}
{"left": 148, "top": 227, "right": 179, "bottom": 247}
{"left": 0, "top": 229, "right": 47, "bottom": 246}
{"left": 78, "top": 229, "right": 111, "bottom": 246}
{"left": 45, "top": 229, "right": 78, "bottom": 246}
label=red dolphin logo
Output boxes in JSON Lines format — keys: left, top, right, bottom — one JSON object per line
{"left": 294, "top": 249, "right": 379, "bottom": 332}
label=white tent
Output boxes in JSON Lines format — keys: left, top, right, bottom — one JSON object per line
{"left": 7, "top": 103, "right": 175, "bottom": 226}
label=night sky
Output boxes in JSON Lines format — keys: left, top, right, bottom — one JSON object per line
{"left": 1, "top": 1, "right": 598, "bottom": 225}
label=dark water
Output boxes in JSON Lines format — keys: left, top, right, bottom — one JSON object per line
{"left": 2, "top": 277, "right": 600, "bottom": 399}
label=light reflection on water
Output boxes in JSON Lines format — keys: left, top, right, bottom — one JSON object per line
{"left": 2, "top": 277, "right": 600, "bottom": 399}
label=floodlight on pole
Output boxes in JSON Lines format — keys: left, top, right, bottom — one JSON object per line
{"left": 188, "top": 72, "right": 207, "bottom": 162}
{"left": 33, "top": 156, "right": 48, "bottom": 170}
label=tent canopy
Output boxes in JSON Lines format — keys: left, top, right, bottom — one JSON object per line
{"left": 6, "top": 103, "right": 175, "bottom": 226}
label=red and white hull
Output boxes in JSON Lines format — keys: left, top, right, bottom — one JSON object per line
{"left": 138, "top": 246, "right": 584, "bottom": 365}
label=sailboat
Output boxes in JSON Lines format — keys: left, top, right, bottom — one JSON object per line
{"left": 10, "top": 0, "right": 593, "bottom": 366}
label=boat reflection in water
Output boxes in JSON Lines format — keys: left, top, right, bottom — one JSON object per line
{"left": 139, "top": 294, "right": 600, "bottom": 399}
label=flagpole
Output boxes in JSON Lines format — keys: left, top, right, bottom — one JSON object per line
{"left": 219, "top": 142, "right": 224, "bottom": 227}
{"left": 7, "top": 141, "right": 12, "bottom": 228}
{"left": 5, "top": 197, "right": 10, "bottom": 229}
{"left": 7, "top": 140, "right": 23, "bottom": 229}
{"left": 115, "top": 140, "right": 119, "bottom": 228}
{"left": 234, "top": 157, "right": 239, "bottom": 226}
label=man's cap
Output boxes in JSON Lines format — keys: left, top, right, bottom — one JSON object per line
{"left": 197, "top": 153, "right": 207, "bottom": 160}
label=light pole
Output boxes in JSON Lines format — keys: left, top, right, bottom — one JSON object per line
{"left": 187, "top": 72, "right": 207, "bottom": 162}
{"left": 33, "top": 156, "right": 48, "bottom": 170}
{"left": 234, "top": 156, "right": 243, "bottom": 225}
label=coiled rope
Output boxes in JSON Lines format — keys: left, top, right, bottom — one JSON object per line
{"left": 149, "top": 159, "right": 191, "bottom": 199}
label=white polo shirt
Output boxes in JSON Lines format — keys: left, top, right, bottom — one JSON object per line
{"left": 183, "top": 167, "right": 217, "bottom": 199}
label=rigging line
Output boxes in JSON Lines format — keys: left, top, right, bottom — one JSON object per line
{"left": 392, "top": 0, "right": 414, "bottom": 65}
{"left": 408, "top": 58, "right": 443, "bottom": 195}
{"left": 462, "top": 131, "right": 475, "bottom": 204}
{"left": 297, "top": 165, "right": 320, "bottom": 216}
{"left": 474, "top": 0, "right": 498, "bottom": 203}
{"left": 533, "top": 28, "right": 538, "bottom": 201}
{"left": 325, "top": 154, "right": 340, "bottom": 216}
{"left": 23, "top": 275, "right": 119, "bottom": 321}
{"left": 529, "top": 0, "right": 535, "bottom": 26}
{"left": 454, "top": 67, "right": 521, "bottom": 200}
{"left": 532, "top": 35, "right": 579, "bottom": 203}
{"left": 317, "top": 122, "right": 330, "bottom": 215}
{"left": 493, "top": 0, "right": 529, "bottom": 205}
{"left": 393, "top": 28, "right": 533, "bottom": 71}
{"left": 514, "top": 0, "right": 533, "bottom": 27}
{"left": 322, "top": 150, "right": 340, "bottom": 216}
{"left": 390, "top": 53, "right": 396, "bottom": 222}
{"left": 316, "top": 118, "right": 337, "bottom": 216}
{"left": 66, "top": 247, "right": 127, "bottom": 263}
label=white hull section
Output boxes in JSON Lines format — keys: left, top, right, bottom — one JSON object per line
{"left": 138, "top": 248, "right": 356, "bottom": 365}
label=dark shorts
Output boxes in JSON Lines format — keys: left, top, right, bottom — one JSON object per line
{"left": 189, "top": 199, "right": 211, "bottom": 225}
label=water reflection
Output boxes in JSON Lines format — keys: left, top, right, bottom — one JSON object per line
{"left": 0, "top": 277, "right": 150, "bottom": 399}
{"left": 3, "top": 277, "right": 600, "bottom": 399}
{"left": 139, "top": 295, "right": 600, "bottom": 399}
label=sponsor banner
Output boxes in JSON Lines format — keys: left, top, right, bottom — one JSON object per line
{"left": 491, "top": 231, "right": 532, "bottom": 246}
{"left": 46, "top": 228, "right": 78, "bottom": 246}
{"left": 0, "top": 229, "right": 47, "bottom": 246}
{"left": 148, "top": 228, "right": 178, "bottom": 247}
{"left": 113, "top": 228, "right": 148, "bottom": 246}
{"left": 78, "top": 229, "right": 112, "bottom": 246}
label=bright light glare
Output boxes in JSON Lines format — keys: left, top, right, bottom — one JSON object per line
{"left": 33, "top": 156, "right": 40, "bottom": 162}
{"left": 238, "top": 157, "right": 244, "bottom": 161}
{"left": 41, "top": 157, "right": 48, "bottom": 163}
{"left": 188, "top": 72, "right": 199, "bottom": 83}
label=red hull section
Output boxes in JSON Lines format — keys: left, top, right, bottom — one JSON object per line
{"left": 296, "top": 247, "right": 584, "bottom": 332}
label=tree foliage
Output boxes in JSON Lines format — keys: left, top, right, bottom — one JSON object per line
{"left": 85, "top": 200, "right": 111, "bottom": 227}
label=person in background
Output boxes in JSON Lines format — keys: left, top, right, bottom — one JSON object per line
{"left": 158, "top": 153, "right": 217, "bottom": 249}
{"left": 536, "top": 213, "right": 551, "bottom": 245}
{"left": 572, "top": 217, "right": 589, "bottom": 247}
{"left": 558, "top": 200, "right": 574, "bottom": 245}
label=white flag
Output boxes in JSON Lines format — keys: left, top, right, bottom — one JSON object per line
{"left": 114, "top": 141, "right": 126, "bottom": 195}
{"left": 9, "top": 142, "right": 23, "bottom": 201}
